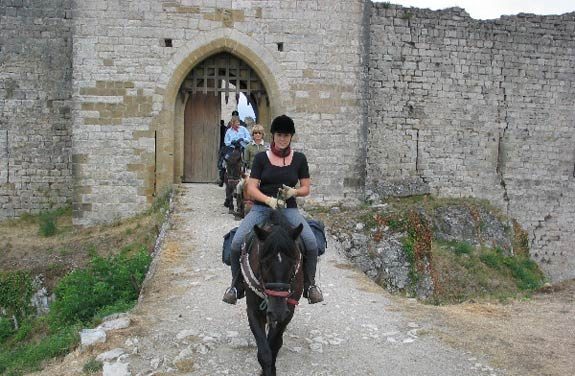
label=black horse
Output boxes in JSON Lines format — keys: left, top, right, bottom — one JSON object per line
{"left": 241, "top": 211, "right": 304, "bottom": 376}
{"left": 223, "top": 142, "right": 243, "bottom": 214}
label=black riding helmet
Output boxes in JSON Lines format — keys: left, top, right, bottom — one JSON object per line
{"left": 270, "top": 115, "right": 295, "bottom": 134}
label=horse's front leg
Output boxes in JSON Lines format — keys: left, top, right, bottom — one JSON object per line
{"left": 247, "top": 307, "right": 274, "bottom": 376}
{"left": 267, "top": 313, "right": 293, "bottom": 374}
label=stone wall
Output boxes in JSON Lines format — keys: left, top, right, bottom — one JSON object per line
{"left": 71, "top": 0, "right": 369, "bottom": 225}
{"left": 0, "top": 0, "right": 73, "bottom": 217}
{"left": 2, "top": 0, "right": 574, "bottom": 281}
{"left": 367, "top": 5, "right": 575, "bottom": 281}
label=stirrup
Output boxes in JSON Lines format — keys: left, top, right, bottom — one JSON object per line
{"left": 307, "top": 285, "right": 324, "bottom": 304}
{"left": 222, "top": 287, "right": 237, "bottom": 305}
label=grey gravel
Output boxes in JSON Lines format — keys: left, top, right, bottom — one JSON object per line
{"left": 115, "top": 184, "right": 500, "bottom": 376}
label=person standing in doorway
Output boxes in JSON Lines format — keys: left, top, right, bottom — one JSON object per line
{"left": 217, "top": 119, "right": 231, "bottom": 187}
{"left": 219, "top": 119, "right": 227, "bottom": 149}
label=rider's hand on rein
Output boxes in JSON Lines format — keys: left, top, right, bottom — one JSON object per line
{"left": 265, "top": 192, "right": 286, "bottom": 210}
{"left": 280, "top": 184, "right": 297, "bottom": 200}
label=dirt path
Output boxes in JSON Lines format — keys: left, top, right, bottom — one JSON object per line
{"left": 38, "top": 184, "right": 499, "bottom": 376}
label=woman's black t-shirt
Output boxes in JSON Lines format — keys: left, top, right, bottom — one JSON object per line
{"left": 250, "top": 151, "right": 310, "bottom": 208}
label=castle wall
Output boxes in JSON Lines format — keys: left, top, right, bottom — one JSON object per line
{"left": 71, "top": 0, "right": 369, "bottom": 225}
{"left": 0, "top": 0, "right": 73, "bottom": 217}
{"left": 2, "top": 0, "right": 574, "bottom": 281}
{"left": 367, "top": 5, "right": 575, "bottom": 281}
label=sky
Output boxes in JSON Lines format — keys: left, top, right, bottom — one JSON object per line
{"left": 376, "top": 0, "right": 575, "bottom": 20}
{"left": 237, "top": 93, "right": 255, "bottom": 122}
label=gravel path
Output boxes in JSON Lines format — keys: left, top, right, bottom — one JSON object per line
{"left": 92, "top": 184, "right": 500, "bottom": 375}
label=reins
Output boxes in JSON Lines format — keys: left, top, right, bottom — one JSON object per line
{"left": 240, "top": 191, "right": 303, "bottom": 308}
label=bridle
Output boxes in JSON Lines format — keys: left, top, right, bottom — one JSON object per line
{"left": 241, "top": 236, "right": 302, "bottom": 307}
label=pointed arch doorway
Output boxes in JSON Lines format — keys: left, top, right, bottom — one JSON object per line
{"left": 182, "top": 52, "right": 269, "bottom": 183}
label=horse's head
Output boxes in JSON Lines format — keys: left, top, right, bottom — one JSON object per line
{"left": 253, "top": 219, "right": 303, "bottom": 324}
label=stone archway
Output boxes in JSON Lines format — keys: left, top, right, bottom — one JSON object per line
{"left": 180, "top": 52, "right": 270, "bottom": 183}
{"left": 150, "top": 30, "right": 289, "bottom": 196}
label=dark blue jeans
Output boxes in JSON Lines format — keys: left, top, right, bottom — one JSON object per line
{"left": 229, "top": 204, "right": 318, "bottom": 287}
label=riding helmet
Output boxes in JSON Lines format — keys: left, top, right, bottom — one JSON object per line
{"left": 270, "top": 115, "right": 296, "bottom": 134}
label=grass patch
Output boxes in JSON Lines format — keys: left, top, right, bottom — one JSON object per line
{"left": 0, "top": 324, "right": 79, "bottom": 375}
{"left": 453, "top": 241, "right": 473, "bottom": 255}
{"left": 479, "top": 248, "right": 543, "bottom": 290}
{"left": 83, "top": 358, "right": 103, "bottom": 373}
{"left": 431, "top": 243, "right": 545, "bottom": 304}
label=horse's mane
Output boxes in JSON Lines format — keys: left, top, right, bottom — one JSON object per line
{"left": 260, "top": 211, "right": 299, "bottom": 259}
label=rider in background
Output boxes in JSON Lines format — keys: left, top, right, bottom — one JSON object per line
{"left": 243, "top": 124, "right": 269, "bottom": 172}
{"left": 222, "top": 114, "right": 324, "bottom": 305}
{"left": 224, "top": 117, "right": 251, "bottom": 149}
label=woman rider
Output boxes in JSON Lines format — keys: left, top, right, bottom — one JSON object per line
{"left": 222, "top": 115, "right": 324, "bottom": 305}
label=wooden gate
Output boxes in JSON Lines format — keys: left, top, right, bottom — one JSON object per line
{"left": 181, "top": 53, "right": 269, "bottom": 182}
{"left": 183, "top": 93, "right": 220, "bottom": 182}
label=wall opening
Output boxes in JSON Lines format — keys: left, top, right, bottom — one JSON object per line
{"left": 176, "top": 52, "right": 270, "bottom": 183}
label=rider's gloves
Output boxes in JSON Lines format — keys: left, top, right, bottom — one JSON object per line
{"left": 264, "top": 196, "right": 284, "bottom": 209}
{"left": 280, "top": 184, "right": 297, "bottom": 199}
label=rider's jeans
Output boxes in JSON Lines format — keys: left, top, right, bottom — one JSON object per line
{"left": 229, "top": 204, "right": 318, "bottom": 280}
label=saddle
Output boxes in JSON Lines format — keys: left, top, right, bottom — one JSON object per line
{"left": 221, "top": 219, "right": 327, "bottom": 266}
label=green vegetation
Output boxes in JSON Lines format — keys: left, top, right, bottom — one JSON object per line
{"left": 0, "top": 189, "right": 172, "bottom": 375}
{"left": 401, "top": 11, "right": 413, "bottom": 20}
{"left": 478, "top": 248, "right": 543, "bottom": 290}
{"left": 430, "top": 243, "right": 544, "bottom": 304}
{"left": 49, "top": 247, "right": 151, "bottom": 327}
{"left": 453, "top": 242, "right": 473, "bottom": 255}
{"left": 83, "top": 358, "right": 103, "bottom": 373}
{"left": 0, "top": 249, "right": 151, "bottom": 375}
{"left": 308, "top": 195, "right": 545, "bottom": 305}
{"left": 38, "top": 206, "right": 72, "bottom": 237}
{"left": 0, "top": 271, "right": 34, "bottom": 329}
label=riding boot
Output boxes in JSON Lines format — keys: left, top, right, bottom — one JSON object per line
{"left": 303, "top": 250, "right": 323, "bottom": 304}
{"left": 223, "top": 248, "right": 245, "bottom": 304}
{"left": 218, "top": 169, "right": 225, "bottom": 187}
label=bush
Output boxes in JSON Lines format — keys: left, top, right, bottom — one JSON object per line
{"left": 83, "top": 358, "right": 103, "bottom": 373}
{"left": 0, "top": 271, "right": 34, "bottom": 327}
{"left": 38, "top": 211, "right": 57, "bottom": 237}
{"left": 453, "top": 241, "right": 473, "bottom": 255}
{"left": 49, "top": 246, "right": 151, "bottom": 326}
{"left": 0, "top": 317, "right": 15, "bottom": 343}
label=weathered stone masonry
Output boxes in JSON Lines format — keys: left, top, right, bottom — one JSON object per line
{"left": 69, "top": 0, "right": 367, "bottom": 225}
{"left": 0, "top": 1, "right": 574, "bottom": 281}
{"left": 367, "top": 5, "right": 575, "bottom": 281}
{"left": 0, "top": 0, "right": 73, "bottom": 217}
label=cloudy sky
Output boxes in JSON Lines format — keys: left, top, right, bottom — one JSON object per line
{"left": 377, "top": 0, "right": 575, "bottom": 20}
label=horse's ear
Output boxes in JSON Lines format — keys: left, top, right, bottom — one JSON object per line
{"left": 290, "top": 223, "right": 304, "bottom": 240}
{"left": 254, "top": 224, "right": 269, "bottom": 241}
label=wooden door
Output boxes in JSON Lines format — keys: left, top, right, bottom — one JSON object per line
{"left": 184, "top": 93, "right": 220, "bottom": 182}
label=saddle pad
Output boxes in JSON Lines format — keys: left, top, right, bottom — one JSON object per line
{"left": 222, "top": 227, "right": 238, "bottom": 266}
{"left": 307, "top": 219, "right": 327, "bottom": 256}
{"left": 222, "top": 219, "right": 326, "bottom": 266}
